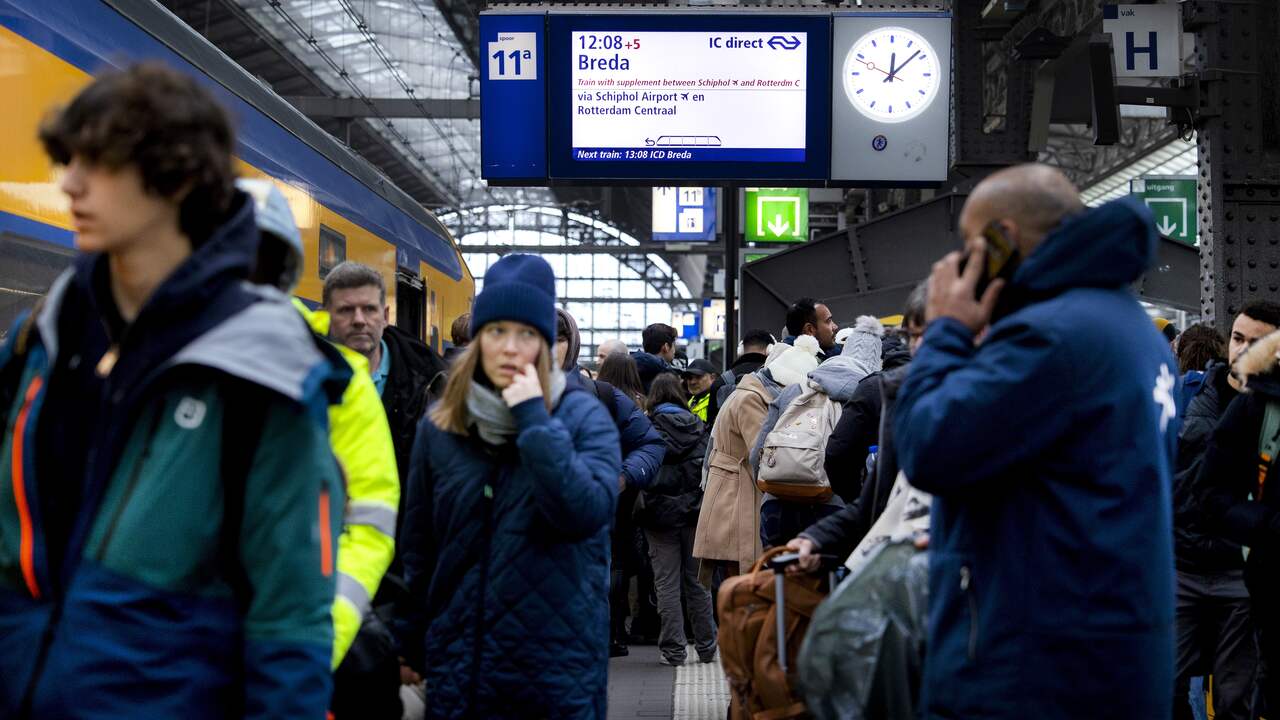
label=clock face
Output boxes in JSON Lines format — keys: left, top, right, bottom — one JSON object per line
{"left": 841, "top": 26, "right": 940, "bottom": 124}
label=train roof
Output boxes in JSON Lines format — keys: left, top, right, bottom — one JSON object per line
{"left": 3, "top": 0, "right": 463, "bottom": 280}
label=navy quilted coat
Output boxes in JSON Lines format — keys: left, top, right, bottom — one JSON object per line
{"left": 398, "top": 388, "right": 621, "bottom": 719}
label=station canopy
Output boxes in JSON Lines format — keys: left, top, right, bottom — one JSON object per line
{"left": 440, "top": 205, "right": 697, "bottom": 362}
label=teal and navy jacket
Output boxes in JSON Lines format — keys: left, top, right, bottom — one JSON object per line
{"left": 0, "top": 194, "right": 348, "bottom": 719}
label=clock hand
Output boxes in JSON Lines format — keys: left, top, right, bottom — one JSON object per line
{"left": 883, "top": 52, "right": 896, "bottom": 83}
{"left": 855, "top": 57, "right": 901, "bottom": 81}
{"left": 887, "top": 49, "right": 921, "bottom": 82}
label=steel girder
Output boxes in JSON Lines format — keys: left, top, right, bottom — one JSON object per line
{"left": 741, "top": 191, "right": 1201, "bottom": 332}
{"left": 1188, "top": 1, "right": 1280, "bottom": 326}
{"left": 951, "top": 0, "right": 1037, "bottom": 177}
{"left": 159, "top": 0, "right": 461, "bottom": 207}
{"left": 432, "top": 0, "right": 484, "bottom": 68}
{"left": 443, "top": 206, "right": 693, "bottom": 302}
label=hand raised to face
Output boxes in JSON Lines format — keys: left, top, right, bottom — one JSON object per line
{"left": 501, "top": 363, "right": 544, "bottom": 407}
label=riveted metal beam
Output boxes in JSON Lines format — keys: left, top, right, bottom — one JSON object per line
{"left": 1192, "top": 0, "right": 1280, "bottom": 326}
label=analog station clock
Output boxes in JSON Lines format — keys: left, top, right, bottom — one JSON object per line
{"left": 841, "top": 26, "right": 940, "bottom": 124}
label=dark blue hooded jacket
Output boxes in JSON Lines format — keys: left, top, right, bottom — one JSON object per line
{"left": 565, "top": 367, "right": 664, "bottom": 490}
{"left": 631, "top": 350, "right": 677, "bottom": 393}
{"left": 398, "top": 388, "right": 621, "bottom": 719}
{"left": 894, "top": 196, "right": 1178, "bottom": 720}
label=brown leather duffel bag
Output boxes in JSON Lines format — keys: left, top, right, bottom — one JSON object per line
{"left": 717, "top": 547, "right": 830, "bottom": 720}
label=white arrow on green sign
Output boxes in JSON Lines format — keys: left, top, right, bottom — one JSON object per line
{"left": 1130, "top": 176, "right": 1196, "bottom": 245}
{"left": 745, "top": 188, "right": 809, "bottom": 243}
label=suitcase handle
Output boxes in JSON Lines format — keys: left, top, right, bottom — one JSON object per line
{"left": 760, "top": 551, "right": 840, "bottom": 675}
{"left": 763, "top": 552, "right": 842, "bottom": 572}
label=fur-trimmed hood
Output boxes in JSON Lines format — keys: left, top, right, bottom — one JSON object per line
{"left": 763, "top": 334, "right": 821, "bottom": 387}
{"left": 1234, "top": 327, "right": 1280, "bottom": 395}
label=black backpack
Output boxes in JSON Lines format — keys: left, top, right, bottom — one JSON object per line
{"left": 589, "top": 378, "right": 621, "bottom": 421}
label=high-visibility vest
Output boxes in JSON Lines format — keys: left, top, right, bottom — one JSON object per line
{"left": 296, "top": 300, "right": 400, "bottom": 669}
{"left": 688, "top": 392, "right": 710, "bottom": 422}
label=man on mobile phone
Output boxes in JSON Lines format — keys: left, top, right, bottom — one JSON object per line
{"left": 893, "top": 164, "right": 1179, "bottom": 719}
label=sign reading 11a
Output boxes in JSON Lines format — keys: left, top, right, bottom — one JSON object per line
{"left": 489, "top": 32, "right": 537, "bottom": 80}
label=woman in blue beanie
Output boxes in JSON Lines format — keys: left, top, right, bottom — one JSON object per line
{"left": 396, "top": 254, "right": 622, "bottom": 719}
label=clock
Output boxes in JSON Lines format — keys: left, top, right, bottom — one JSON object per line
{"left": 841, "top": 26, "right": 941, "bottom": 124}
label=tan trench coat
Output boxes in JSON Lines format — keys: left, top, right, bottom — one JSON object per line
{"left": 693, "top": 372, "right": 773, "bottom": 575}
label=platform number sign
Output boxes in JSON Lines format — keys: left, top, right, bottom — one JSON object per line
{"left": 489, "top": 32, "right": 537, "bottom": 80}
{"left": 1102, "top": 4, "right": 1181, "bottom": 78}
{"left": 653, "top": 187, "right": 717, "bottom": 242}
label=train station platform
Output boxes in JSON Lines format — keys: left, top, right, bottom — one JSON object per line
{"left": 608, "top": 645, "right": 730, "bottom": 720}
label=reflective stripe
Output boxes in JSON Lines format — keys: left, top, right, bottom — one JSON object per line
{"left": 337, "top": 571, "right": 372, "bottom": 616}
{"left": 13, "top": 377, "right": 42, "bottom": 599}
{"left": 319, "top": 488, "right": 333, "bottom": 577}
{"left": 344, "top": 501, "right": 397, "bottom": 537}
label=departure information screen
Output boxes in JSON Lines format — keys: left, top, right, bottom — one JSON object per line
{"left": 547, "top": 15, "right": 831, "bottom": 180}
{"left": 570, "top": 31, "right": 808, "bottom": 163}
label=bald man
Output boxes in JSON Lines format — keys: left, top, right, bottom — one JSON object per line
{"left": 893, "top": 164, "right": 1178, "bottom": 719}
{"left": 595, "top": 338, "right": 628, "bottom": 367}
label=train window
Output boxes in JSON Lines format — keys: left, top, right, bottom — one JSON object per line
{"left": 0, "top": 233, "right": 74, "bottom": 343}
{"left": 318, "top": 225, "right": 346, "bottom": 279}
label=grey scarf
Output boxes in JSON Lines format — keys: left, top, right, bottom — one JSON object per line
{"left": 466, "top": 369, "right": 568, "bottom": 445}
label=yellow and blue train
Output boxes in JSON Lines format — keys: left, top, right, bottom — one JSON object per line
{"left": 0, "top": 0, "right": 474, "bottom": 350}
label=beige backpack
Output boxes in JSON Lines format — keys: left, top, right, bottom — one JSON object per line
{"left": 757, "top": 384, "right": 842, "bottom": 502}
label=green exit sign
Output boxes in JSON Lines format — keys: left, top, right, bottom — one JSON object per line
{"left": 1130, "top": 176, "right": 1196, "bottom": 245}
{"left": 745, "top": 188, "right": 808, "bottom": 243}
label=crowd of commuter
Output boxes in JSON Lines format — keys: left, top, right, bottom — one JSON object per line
{"left": 7, "top": 60, "right": 1280, "bottom": 720}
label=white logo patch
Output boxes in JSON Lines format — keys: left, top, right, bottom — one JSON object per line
{"left": 174, "top": 397, "right": 207, "bottom": 430}
{"left": 1153, "top": 364, "right": 1177, "bottom": 434}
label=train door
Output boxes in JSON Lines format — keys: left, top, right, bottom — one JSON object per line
{"left": 429, "top": 289, "right": 439, "bottom": 353}
{"left": 396, "top": 271, "right": 426, "bottom": 342}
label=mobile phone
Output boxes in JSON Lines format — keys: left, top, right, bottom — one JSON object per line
{"left": 969, "top": 221, "right": 1020, "bottom": 298}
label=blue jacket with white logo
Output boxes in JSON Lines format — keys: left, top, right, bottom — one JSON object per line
{"left": 894, "top": 196, "right": 1178, "bottom": 719}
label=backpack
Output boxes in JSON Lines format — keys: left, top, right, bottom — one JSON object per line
{"left": 589, "top": 378, "right": 621, "bottom": 420}
{"left": 1257, "top": 400, "right": 1280, "bottom": 501}
{"left": 756, "top": 383, "right": 843, "bottom": 502}
{"left": 715, "top": 368, "right": 738, "bottom": 408}
{"left": 718, "top": 546, "right": 830, "bottom": 720}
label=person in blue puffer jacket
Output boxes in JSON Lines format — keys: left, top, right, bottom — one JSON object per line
{"left": 554, "top": 308, "right": 665, "bottom": 658}
{"left": 895, "top": 164, "right": 1179, "bottom": 720}
{"left": 396, "top": 254, "right": 621, "bottom": 719}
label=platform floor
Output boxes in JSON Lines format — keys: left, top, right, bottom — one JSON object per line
{"left": 607, "top": 645, "right": 730, "bottom": 720}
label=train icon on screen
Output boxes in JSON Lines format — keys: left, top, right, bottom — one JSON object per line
{"left": 645, "top": 135, "right": 723, "bottom": 147}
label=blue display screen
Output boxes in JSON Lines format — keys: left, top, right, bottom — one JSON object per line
{"left": 547, "top": 14, "right": 832, "bottom": 181}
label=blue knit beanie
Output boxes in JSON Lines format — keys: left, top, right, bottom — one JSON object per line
{"left": 471, "top": 254, "right": 557, "bottom": 344}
